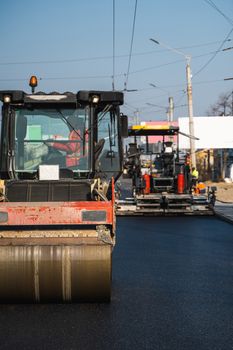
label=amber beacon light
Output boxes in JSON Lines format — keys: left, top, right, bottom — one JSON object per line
{"left": 29, "top": 75, "right": 38, "bottom": 93}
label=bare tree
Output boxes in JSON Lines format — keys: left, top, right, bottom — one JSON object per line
{"left": 207, "top": 91, "right": 233, "bottom": 116}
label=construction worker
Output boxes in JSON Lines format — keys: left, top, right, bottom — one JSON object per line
{"left": 47, "top": 116, "right": 85, "bottom": 168}
{"left": 191, "top": 166, "right": 199, "bottom": 189}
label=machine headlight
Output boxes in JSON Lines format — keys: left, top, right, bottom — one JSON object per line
{"left": 3, "top": 95, "right": 11, "bottom": 103}
{"left": 91, "top": 94, "right": 100, "bottom": 104}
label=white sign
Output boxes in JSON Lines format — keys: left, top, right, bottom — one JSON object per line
{"left": 39, "top": 165, "right": 59, "bottom": 180}
{"left": 178, "top": 116, "right": 233, "bottom": 149}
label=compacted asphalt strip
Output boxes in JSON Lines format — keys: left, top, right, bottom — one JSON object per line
{"left": 214, "top": 201, "right": 233, "bottom": 224}
{"left": 0, "top": 216, "right": 232, "bottom": 350}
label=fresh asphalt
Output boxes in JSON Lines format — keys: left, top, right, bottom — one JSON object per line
{"left": 0, "top": 216, "right": 233, "bottom": 350}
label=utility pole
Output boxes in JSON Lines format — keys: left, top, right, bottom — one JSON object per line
{"left": 150, "top": 38, "right": 197, "bottom": 167}
{"left": 232, "top": 90, "right": 233, "bottom": 115}
{"left": 168, "top": 97, "right": 174, "bottom": 142}
{"left": 186, "top": 58, "right": 196, "bottom": 168}
{"left": 134, "top": 109, "right": 139, "bottom": 124}
{"left": 168, "top": 96, "right": 174, "bottom": 123}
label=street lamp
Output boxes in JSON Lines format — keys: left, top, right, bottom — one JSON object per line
{"left": 149, "top": 83, "right": 170, "bottom": 95}
{"left": 146, "top": 102, "right": 167, "bottom": 109}
{"left": 150, "top": 38, "right": 196, "bottom": 167}
{"left": 222, "top": 46, "right": 233, "bottom": 52}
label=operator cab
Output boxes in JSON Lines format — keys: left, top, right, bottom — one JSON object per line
{"left": 125, "top": 124, "right": 183, "bottom": 194}
{"left": 0, "top": 85, "right": 128, "bottom": 202}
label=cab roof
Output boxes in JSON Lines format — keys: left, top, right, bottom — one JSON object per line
{"left": 0, "top": 90, "right": 124, "bottom": 106}
{"left": 128, "top": 124, "right": 179, "bottom": 136}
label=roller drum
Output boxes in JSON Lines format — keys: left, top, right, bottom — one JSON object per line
{"left": 0, "top": 244, "right": 112, "bottom": 302}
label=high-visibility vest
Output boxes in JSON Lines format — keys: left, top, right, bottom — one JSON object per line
{"left": 52, "top": 130, "right": 81, "bottom": 167}
{"left": 191, "top": 169, "right": 199, "bottom": 178}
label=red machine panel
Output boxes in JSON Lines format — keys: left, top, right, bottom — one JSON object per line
{"left": 0, "top": 201, "right": 113, "bottom": 226}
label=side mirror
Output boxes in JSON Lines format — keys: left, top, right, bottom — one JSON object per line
{"left": 16, "top": 115, "right": 27, "bottom": 140}
{"left": 120, "top": 114, "right": 128, "bottom": 138}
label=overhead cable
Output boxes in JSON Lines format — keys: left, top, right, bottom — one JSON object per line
{"left": 193, "top": 27, "right": 233, "bottom": 77}
{"left": 124, "top": 0, "right": 138, "bottom": 91}
{"left": 0, "top": 39, "right": 231, "bottom": 66}
{"left": 0, "top": 75, "right": 111, "bottom": 82}
{"left": 112, "top": 0, "right": 116, "bottom": 90}
{"left": 0, "top": 48, "right": 230, "bottom": 83}
{"left": 203, "top": 0, "right": 233, "bottom": 26}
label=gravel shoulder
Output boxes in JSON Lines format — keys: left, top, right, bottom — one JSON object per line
{"left": 206, "top": 181, "right": 233, "bottom": 203}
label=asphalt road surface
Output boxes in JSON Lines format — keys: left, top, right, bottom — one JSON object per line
{"left": 0, "top": 216, "right": 233, "bottom": 350}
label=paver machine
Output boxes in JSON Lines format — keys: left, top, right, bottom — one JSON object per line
{"left": 0, "top": 78, "right": 128, "bottom": 302}
{"left": 117, "top": 124, "right": 215, "bottom": 215}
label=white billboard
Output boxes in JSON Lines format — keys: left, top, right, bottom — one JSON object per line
{"left": 178, "top": 116, "right": 233, "bottom": 149}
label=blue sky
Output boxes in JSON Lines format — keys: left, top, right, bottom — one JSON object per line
{"left": 0, "top": 0, "right": 232, "bottom": 122}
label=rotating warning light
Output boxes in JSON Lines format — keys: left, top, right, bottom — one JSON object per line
{"left": 29, "top": 75, "right": 38, "bottom": 93}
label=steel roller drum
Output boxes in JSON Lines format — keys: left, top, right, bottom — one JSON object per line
{"left": 0, "top": 232, "right": 112, "bottom": 302}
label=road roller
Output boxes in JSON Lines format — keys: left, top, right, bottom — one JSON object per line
{"left": 117, "top": 124, "right": 216, "bottom": 216}
{"left": 0, "top": 79, "right": 128, "bottom": 302}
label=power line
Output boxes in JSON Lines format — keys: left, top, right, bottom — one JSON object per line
{"left": 41, "top": 75, "right": 111, "bottom": 80}
{"left": 126, "top": 78, "right": 228, "bottom": 114}
{"left": 203, "top": 0, "right": 233, "bottom": 26}
{"left": 192, "top": 78, "right": 225, "bottom": 85}
{"left": 124, "top": 77, "right": 227, "bottom": 115}
{"left": 154, "top": 78, "right": 226, "bottom": 89}
{"left": 112, "top": 0, "right": 116, "bottom": 90}
{"left": 193, "top": 27, "right": 233, "bottom": 77}
{"left": 130, "top": 58, "right": 185, "bottom": 75}
{"left": 0, "top": 48, "right": 230, "bottom": 83}
{"left": 173, "top": 90, "right": 187, "bottom": 108}
{"left": 175, "top": 38, "right": 232, "bottom": 50}
{"left": 124, "top": 103, "right": 138, "bottom": 111}
{"left": 126, "top": 92, "right": 171, "bottom": 106}
{"left": 0, "top": 74, "right": 111, "bottom": 82}
{"left": 0, "top": 55, "right": 115, "bottom": 66}
{"left": 0, "top": 78, "right": 28, "bottom": 82}
{"left": 0, "top": 76, "right": 225, "bottom": 87}
{"left": 124, "top": 0, "right": 138, "bottom": 91}
{"left": 0, "top": 39, "right": 231, "bottom": 67}
{"left": 129, "top": 48, "right": 227, "bottom": 75}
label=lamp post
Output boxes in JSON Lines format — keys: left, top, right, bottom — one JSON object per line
{"left": 149, "top": 82, "right": 170, "bottom": 95}
{"left": 150, "top": 38, "right": 196, "bottom": 167}
{"left": 134, "top": 109, "right": 140, "bottom": 124}
{"left": 168, "top": 96, "right": 174, "bottom": 123}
